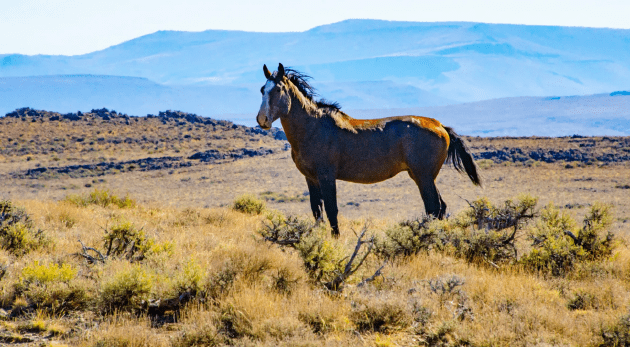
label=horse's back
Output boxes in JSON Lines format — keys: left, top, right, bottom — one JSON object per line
{"left": 343, "top": 115, "right": 449, "bottom": 141}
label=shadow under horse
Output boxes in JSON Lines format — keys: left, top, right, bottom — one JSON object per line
{"left": 257, "top": 63, "right": 481, "bottom": 237}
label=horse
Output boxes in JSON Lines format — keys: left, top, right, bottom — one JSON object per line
{"left": 256, "top": 63, "right": 481, "bottom": 237}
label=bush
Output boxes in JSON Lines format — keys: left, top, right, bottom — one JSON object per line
{"left": 174, "top": 259, "right": 205, "bottom": 297}
{"left": 376, "top": 195, "right": 537, "bottom": 266}
{"left": 294, "top": 230, "right": 345, "bottom": 283}
{"left": 0, "top": 200, "right": 47, "bottom": 256}
{"left": 64, "top": 189, "right": 135, "bottom": 208}
{"left": 260, "top": 215, "right": 345, "bottom": 285}
{"left": 375, "top": 217, "right": 444, "bottom": 260}
{"left": 232, "top": 194, "right": 266, "bottom": 215}
{"left": 104, "top": 221, "right": 155, "bottom": 262}
{"left": 349, "top": 293, "right": 412, "bottom": 333}
{"left": 601, "top": 312, "right": 630, "bottom": 346}
{"left": 100, "top": 265, "right": 153, "bottom": 313}
{"left": 455, "top": 194, "right": 538, "bottom": 232}
{"left": 15, "top": 261, "right": 89, "bottom": 313}
{"left": 520, "top": 203, "right": 617, "bottom": 276}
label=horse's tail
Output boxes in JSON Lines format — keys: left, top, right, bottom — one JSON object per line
{"left": 444, "top": 126, "right": 482, "bottom": 186}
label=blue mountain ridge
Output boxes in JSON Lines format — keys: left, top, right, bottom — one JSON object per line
{"left": 1, "top": 19, "right": 629, "bottom": 135}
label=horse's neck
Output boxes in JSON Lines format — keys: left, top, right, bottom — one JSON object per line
{"left": 280, "top": 91, "right": 319, "bottom": 150}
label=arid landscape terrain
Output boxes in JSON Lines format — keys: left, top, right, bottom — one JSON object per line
{"left": 1, "top": 108, "right": 630, "bottom": 346}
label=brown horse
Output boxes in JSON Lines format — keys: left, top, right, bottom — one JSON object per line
{"left": 257, "top": 63, "right": 481, "bottom": 237}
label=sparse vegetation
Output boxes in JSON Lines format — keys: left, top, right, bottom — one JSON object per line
{"left": 232, "top": 194, "right": 266, "bottom": 215}
{"left": 0, "top": 200, "right": 47, "bottom": 256}
{"left": 65, "top": 188, "right": 135, "bottom": 208}
{"left": 0, "top": 113, "right": 629, "bottom": 345}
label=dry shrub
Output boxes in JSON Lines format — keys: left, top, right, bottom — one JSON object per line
{"left": 294, "top": 230, "right": 345, "bottom": 284}
{"left": 86, "top": 321, "right": 171, "bottom": 347}
{"left": 0, "top": 200, "right": 47, "bottom": 256}
{"left": 100, "top": 263, "right": 153, "bottom": 313}
{"left": 567, "top": 289, "right": 600, "bottom": 310}
{"left": 260, "top": 215, "right": 345, "bottom": 284}
{"left": 297, "top": 293, "right": 352, "bottom": 334}
{"left": 175, "top": 317, "right": 223, "bottom": 347}
{"left": 104, "top": 220, "right": 155, "bottom": 262}
{"left": 232, "top": 194, "right": 266, "bottom": 215}
{"left": 520, "top": 202, "right": 617, "bottom": 276}
{"left": 217, "top": 287, "right": 306, "bottom": 342}
{"left": 600, "top": 312, "right": 630, "bottom": 347}
{"left": 377, "top": 195, "right": 537, "bottom": 266}
{"left": 350, "top": 292, "right": 412, "bottom": 333}
{"left": 65, "top": 188, "right": 135, "bottom": 208}
{"left": 375, "top": 217, "right": 445, "bottom": 260}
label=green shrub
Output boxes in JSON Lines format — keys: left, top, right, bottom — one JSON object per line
{"left": 100, "top": 265, "right": 153, "bottom": 313}
{"left": 376, "top": 195, "right": 537, "bottom": 266}
{"left": 294, "top": 230, "right": 345, "bottom": 283}
{"left": 0, "top": 200, "right": 47, "bottom": 256}
{"left": 64, "top": 189, "right": 135, "bottom": 208}
{"left": 375, "top": 217, "right": 444, "bottom": 260}
{"left": 175, "top": 259, "right": 205, "bottom": 296}
{"left": 232, "top": 194, "right": 266, "bottom": 215}
{"left": 104, "top": 221, "right": 155, "bottom": 262}
{"left": 258, "top": 214, "right": 313, "bottom": 246}
{"left": 455, "top": 194, "right": 538, "bottom": 231}
{"left": 21, "top": 261, "right": 76, "bottom": 284}
{"left": 520, "top": 203, "right": 617, "bottom": 276}
{"left": 15, "top": 261, "right": 89, "bottom": 313}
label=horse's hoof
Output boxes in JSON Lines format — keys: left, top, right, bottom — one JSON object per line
{"left": 331, "top": 227, "right": 340, "bottom": 238}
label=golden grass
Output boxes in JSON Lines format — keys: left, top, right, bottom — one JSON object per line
{"left": 0, "top": 195, "right": 628, "bottom": 346}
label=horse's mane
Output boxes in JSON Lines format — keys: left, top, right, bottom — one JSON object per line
{"left": 281, "top": 68, "right": 343, "bottom": 112}
{"left": 280, "top": 67, "right": 393, "bottom": 133}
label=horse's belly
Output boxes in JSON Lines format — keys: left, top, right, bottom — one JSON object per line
{"left": 336, "top": 163, "right": 406, "bottom": 184}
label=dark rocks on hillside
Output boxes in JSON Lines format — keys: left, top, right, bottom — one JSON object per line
{"left": 3, "top": 108, "right": 287, "bottom": 140}
{"left": 12, "top": 156, "right": 192, "bottom": 179}
{"left": 474, "top": 148, "right": 630, "bottom": 164}
{"left": 189, "top": 147, "right": 276, "bottom": 163}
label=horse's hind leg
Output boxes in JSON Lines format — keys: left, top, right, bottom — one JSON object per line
{"left": 408, "top": 171, "right": 444, "bottom": 219}
{"left": 438, "top": 193, "right": 447, "bottom": 218}
{"left": 305, "top": 178, "right": 324, "bottom": 224}
{"left": 319, "top": 178, "right": 340, "bottom": 237}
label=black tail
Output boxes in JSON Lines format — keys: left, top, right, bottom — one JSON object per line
{"left": 444, "top": 126, "right": 482, "bottom": 186}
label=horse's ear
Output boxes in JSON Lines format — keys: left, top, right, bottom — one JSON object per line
{"left": 276, "top": 63, "right": 285, "bottom": 80}
{"left": 263, "top": 64, "right": 272, "bottom": 79}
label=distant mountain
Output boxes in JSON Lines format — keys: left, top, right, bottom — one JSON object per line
{"left": 0, "top": 75, "right": 256, "bottom": 117}
{"left": 2, "top": 20, "right": 630, "bottom": 102}
{"left": 347, "top": 92, "right": 630, "bottom": 136}
{"left": 1, "top": 20, "right": 630, "bottom": 135}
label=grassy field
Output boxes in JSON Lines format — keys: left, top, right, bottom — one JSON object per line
{"left": 1, "top": 109, "right": 630, "bottom": 346}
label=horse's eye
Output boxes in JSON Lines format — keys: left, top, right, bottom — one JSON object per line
{"left": 260, "top": 87, "right": 264, "bottom": 94}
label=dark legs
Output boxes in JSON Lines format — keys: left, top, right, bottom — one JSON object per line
{"left": 319, "top": 179, "right": 340, "bottom": 237}
{"left": 409, "top": 171, "right": 446, "bottom": 219}
{"left": 306, "top": 178, "right": 323, "bottom": 223}
{"left": 306, "top": 177, "right": 339, "bottom": 237}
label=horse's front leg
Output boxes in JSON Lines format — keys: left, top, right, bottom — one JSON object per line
{"left": 305, "top": 178, "right": 323, "bottom": 224}
{"left": 318, "top": 177, "right": 339, "bottom": 238}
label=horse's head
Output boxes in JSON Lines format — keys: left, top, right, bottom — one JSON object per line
{"left": 257, "top": 63, "right": 291, "bottom": 130}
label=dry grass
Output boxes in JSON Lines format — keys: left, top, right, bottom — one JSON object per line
{"left": 0, "top": 192, "right": 627, "bottom": 346}
{"left": 0, "top": 114, "right": 629, "bottom": 345}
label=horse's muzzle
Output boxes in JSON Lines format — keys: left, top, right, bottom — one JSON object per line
{"left": 257, "top": 113, "right": 272, "bottom": 130}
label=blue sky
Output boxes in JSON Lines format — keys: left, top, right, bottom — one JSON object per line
{"left": 2, "top": 0, "right": 630, "bottom": 56}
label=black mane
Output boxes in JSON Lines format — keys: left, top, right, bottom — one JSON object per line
{"left": 281, "top": 68, "right": 342, "bottom": 112}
